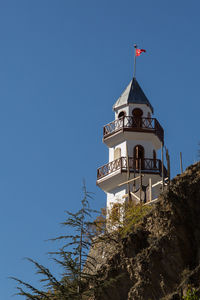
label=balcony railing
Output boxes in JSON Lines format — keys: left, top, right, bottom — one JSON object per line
{"left": 97, "top": 157, "right": 167, "bottom": 180}
{"left": 103, "top": 116, "right": 164, "bottom": 143}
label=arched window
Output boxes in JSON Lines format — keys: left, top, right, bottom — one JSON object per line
{"left": 132, "top": 108, "right": 143, "bottom": 118}
{"left": 118, "top": 111, "right": 126, "bottom": 118}
{"left": 153, "top": 150, "right": 157, "bottom": 168}
{"left": 132, "top": 108, "right": 143, "bottom": 127}
{"left": 134, "top": 145, "right": 144, "bottom": 170}
{"left": 114, "top": 147, "right": 121, "bottom": 160}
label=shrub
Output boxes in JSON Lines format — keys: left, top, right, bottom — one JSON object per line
{"left": 121, "top": 202, "right": 151, "bottom": 236}
{"left": 183, "top": 286, "right": 200, "bottom": 300}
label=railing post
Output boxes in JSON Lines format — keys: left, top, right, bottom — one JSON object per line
{"left": 154, "top": 118, "right": 157, "bottom": 134}
{"left": 122, "top": 116, "right": 124, "bottom": 131}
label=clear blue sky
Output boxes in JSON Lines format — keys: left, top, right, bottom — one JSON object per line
{"left": 1, "top": 1, "right": 200, "bottom": 298}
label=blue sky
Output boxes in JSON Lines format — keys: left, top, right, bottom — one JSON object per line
{"left": 1, "top": 1, "right": 200, "bottom": 298}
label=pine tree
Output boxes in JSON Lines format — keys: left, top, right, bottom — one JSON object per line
{"left": 12, "top": 182, "right": 100, "bottom": 300}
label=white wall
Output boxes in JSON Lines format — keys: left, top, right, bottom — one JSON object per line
{"left": 128, "top": 103, "right": 152, "bottom": 118}
{"left": 114, "top": 103, "right": 153, "bottom": 120}
{"left": 108, "top": 102, "right": 158, "bottom": 162}
{"left": 127, "top": 140, "right": 156, "bottom": 159}
{"left": 109, "top": 140, "right": 157, "bottom": 161}
{"left": 109, "top": 141, "right": 126, "bottom": 162}
{"left": 107, "top": 187, "right": 126, "bottom": 213}
{"left": 114, "top": 105, "right": 129, "bottom": 120}
{"left": 104, "top": 102, "right": 162, "bottom": 217}
{"left": 109, "top": 147, "right": 114, "bottom": 162}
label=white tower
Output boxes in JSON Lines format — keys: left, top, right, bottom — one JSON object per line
{"left": 97, "top": 76, "right": 166, "bottom": 215}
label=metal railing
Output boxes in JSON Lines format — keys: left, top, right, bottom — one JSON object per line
{"left": 97, "top": 157, "right": 167, "bottom": 180}
{"left": 103, "top": 116, "right": 164, "bottom": 143}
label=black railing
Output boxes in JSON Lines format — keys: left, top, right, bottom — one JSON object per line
{"left": 97, "top": 157, "right": 167, "bottom": 180}
{"left": 103, "top": 116, "right": 164, "bottom": 143}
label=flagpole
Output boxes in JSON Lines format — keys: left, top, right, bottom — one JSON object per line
{"left": 133, "top": 44, "right": 137, "bottom": 78}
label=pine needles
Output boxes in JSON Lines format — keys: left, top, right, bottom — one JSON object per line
{"left": 12, "top": 182, "right": 100, "bottom": 299}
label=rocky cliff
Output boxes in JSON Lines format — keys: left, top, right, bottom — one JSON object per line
{"left": 91, "top": 162, "right": 200, "bottom": 300}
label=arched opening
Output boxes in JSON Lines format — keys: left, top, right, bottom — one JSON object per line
{"left": 132, "top": 108, "right": 143, "bottom": 127}
{"left": 134, "top": 145, "right": 144, "bottom": 170}
{"left": 132, "top": 108, "right": 143, "bottom": 118}
{"left": 118, "top": 111, "right": 126, "bottom": 118}
{"left": 153, "top": 150, "right": 157, "bottom": 168}
{"left": 114, "top": 147, "right": 121, "bottom": 160}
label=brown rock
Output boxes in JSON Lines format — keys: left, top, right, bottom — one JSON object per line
{"left": 89, "top": 162, "right": 200, "bottom": 300}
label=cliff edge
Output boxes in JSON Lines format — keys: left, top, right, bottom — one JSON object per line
{"left": 91, "top": 162, "right": 200, "bottom": 300}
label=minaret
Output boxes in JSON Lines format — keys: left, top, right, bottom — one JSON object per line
{"left": 96, "top": 74, "right": 166, "bottom": 216}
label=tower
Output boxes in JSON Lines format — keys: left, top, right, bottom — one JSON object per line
{"left": 96, "top": 74, "right": 166, "bottom": 216}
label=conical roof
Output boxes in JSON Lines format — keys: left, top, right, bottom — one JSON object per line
{"left": 113, "top": 78, "right": 154, "bottom": 113}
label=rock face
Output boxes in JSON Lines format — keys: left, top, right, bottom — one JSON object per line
{"left": 92, "top": 163, "right": 200, "bottom": 300}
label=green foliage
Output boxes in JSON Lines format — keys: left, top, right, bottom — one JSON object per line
{"left": 12, "top": 182, "right": 100, "bottom": 300}
{"left": 12, "top": 185, "right": 153, "bottom": 299}
{"left": 183, "top": 287, "right": 200, "bottom": 300}
{"left": 105, "top": 201, "right": 151, "bottom": 237}
{"left": 120, "top": 202, "right": 151, "bottom": 236}
{"left": 108, "top": 202, "right": 123, "bottom": 227}
{"left": 88, "top": 207, "right": 106, "bottom": 236}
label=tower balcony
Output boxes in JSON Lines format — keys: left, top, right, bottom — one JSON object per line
{"left": 103, "top": 116, "right": 164, "bottom": 146}
{"left": 97, "top": 157, "right": 167, "bottom": 191}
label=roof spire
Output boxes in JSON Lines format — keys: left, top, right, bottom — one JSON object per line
{"left": 113, "top": 78, "right": 154, "bottom": 113}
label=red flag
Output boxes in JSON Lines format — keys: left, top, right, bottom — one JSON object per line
{"left": 136, "top": 49, "right": 146, "bottom": 57}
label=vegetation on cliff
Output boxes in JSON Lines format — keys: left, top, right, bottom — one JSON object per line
{"left": 90, "top": 162, "right": 200, "bottom": 300}
{"left": 12, "top": 162, "right": 200, "bottom": 299}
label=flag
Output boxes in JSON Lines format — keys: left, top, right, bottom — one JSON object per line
{"left": 136, "top": 48, "right": 146, "bottom": 57}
